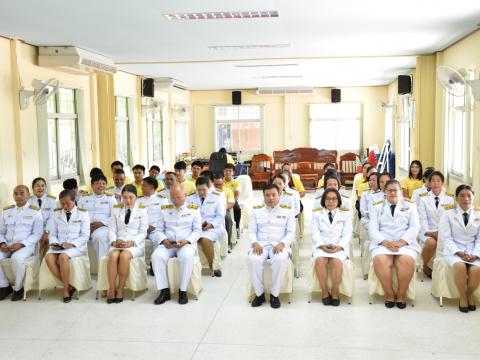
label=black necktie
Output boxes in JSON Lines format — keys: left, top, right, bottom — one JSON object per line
{"left": 38, "top": 198, "right": 42, "bottom": 208}
{"left": 390, "top": 205, "right": 396, "bottom": 216}
{"left": 463, "top": 212, "right": 469, "bottom": 226}
{"left": 434, "top": 196, "right": 439, "bottom": 209}
{"left": 66, "top": 212, "right": 71, "bottom": 222}
{"left": 125, "top": 209, "right": 132, "bottom": 224}
{"left": 201, "top": 197, "right": 205, "bottom": 205}
{"left": 328, "top": 211, "right": 333, "bottom": 224}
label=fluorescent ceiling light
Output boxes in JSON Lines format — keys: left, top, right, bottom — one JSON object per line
{"left": 164, "top": 11, "right": 279, "bottom": 20}
{"left": 209, "top": 44, "right": 290, "bottom": 50}
{"left": 235, "top": 63, "right": 298, "bottom": 68}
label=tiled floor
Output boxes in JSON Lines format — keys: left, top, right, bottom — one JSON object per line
{"left": 0, "top": 191, "right": 479, "bottom": 360}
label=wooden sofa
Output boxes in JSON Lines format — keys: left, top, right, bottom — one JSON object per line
{"left": 273, "top": 148, "right": 338, "bottom": 189}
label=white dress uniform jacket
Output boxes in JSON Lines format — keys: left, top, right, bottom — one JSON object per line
{"left": 439, "top": 205, "right": 480, "bottom": 266}
{"left": 359, "top": 190, "right": 383, "bottom": 227}
{"left": 47, "top": 206, "right": 90, "bottom": 257}
{"left": 187, "top": 190, "right": 226, "bottom": 243}
{"left": 0, "top": 204, "right": 43, "bottom": 290}
{"left": 280, "top": 191, "right": 298, "bottom": 216}
{"left": 157, "top": 189, "right": 172, "bottom": 205}
{"left": 151, "top": 203, "right": 202, "bottom": 291}
{"left": 411, "top": 184, "right": 428, "bottom": 205}
{"left": 29, "top": 194, "right": 57, "bottom": 228}
{"left": 108, "top": 203, "right": 148, "bottom": 258}
{"left": 284, "top": 186, "right": 301, "bottom": 216}
{"left": 311, "top": 207, "right": 352, "bottom": 261}
{"left": 369, "top": 199, "right": 421, "bottom": 259}
{"left": 314, "top": 192, "right": 352, "bottom": 212}
{"left": 137, "top": 193, "right": 169, "bottom": 228}
{"left": 417, "top": 190, "right": 455, "bottom": 244}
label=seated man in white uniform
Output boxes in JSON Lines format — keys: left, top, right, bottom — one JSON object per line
{"left": 138, "top": 177, "right": 169, "bottom": 240}
{"left": 187, "top": 176, "right": 226, "bottom": 277}
{"left": 248, "top": 184, "right": 295, "bottom": 309}
{"left": 108, "top": 168, "right": 127, "bottom": 204}
{"left": 151, "top": 185, "right": 202, "bottom": 305}
{"left": 369, "top": 179, "right": 420, "bottom": 309}
{"left": 78, "top": 175, "right": 116, "bottom": 263}
{"left": 157, "top": 171, "right": 177, "bottom": 204}
{"left": 0, "top": 185, "right": 43, "bottom": 301}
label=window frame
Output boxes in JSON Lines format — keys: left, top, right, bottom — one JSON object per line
{"left": 398, "top": 95, "right": 413, "bottom": 172}
{"left": 144, "top": 99, "right": 164, "bottom": 167}
{"left": 115, "top": 96, "right": 131, "bottom": 167}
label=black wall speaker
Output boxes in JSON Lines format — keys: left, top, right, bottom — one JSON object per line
{"left": 331, "top": 88, "right": 341, "bottom": 103}
{"left": 398, "top": 75, "right": 412, "bottom": 95}
{"left": 232, "top": 91, "right": 242, "bottom": 105}
{"left": 142, "top": 78, "right": 154, "bottom": 98}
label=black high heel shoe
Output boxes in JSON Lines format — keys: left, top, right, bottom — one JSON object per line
{"left": 459, "top": 301, "right": 469, "bottom": 313}
{"left": 322, "top": 294, "right": 332, "bottom": 306}
{"left": 115, "top": 297, "right": 123, "bottom": 303}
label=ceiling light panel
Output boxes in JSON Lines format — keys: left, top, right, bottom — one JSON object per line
{"left": 209, "top": 44, "right": 290, "bottom": 50}
{"left": 164, "top": 11, "right": 279, "bottom": 20}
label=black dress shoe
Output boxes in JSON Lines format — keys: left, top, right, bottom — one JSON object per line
{"left": 115, "top": 297, "right": 123, "bottom": 303}
{"left": 107, "top": 298, "right": 116, "bottom": 304}
{"left": 154, "top": 288, "right": 171, "bottom": 305}
{"left": 459, "top": 305, "right": 469, "bottom": 313}
{"left": 322, "top": 296, "right": 332, "bottom": 306}
{"left": 251, "top": 293, "right": 265, "bottom": 307}
{"left": 270, "top": 295, "right": 281, "bottom": 309}
{"left": 468, "top": 304, "right": 476, "bottom": 311}
{"left": 68, "top": 286, "right": 77, "bottom": 299}
{"left": 0, "top": 286, "right": 13, "bottom": 301}
{"left": 178, "top": 290, "right": 188, "bottom": 305}
{"left": 11, "top": 288, "right": 24, "bottom": 302}
{"left": 213, "top": 270, "right": 222, "bottom": 277}
{"left": 396, "top": 301, "right": 407, "bottom": 309}
{"left": 385, "top": 300, "right": 396, "bottom": 308}
{"left": 331, "top": 298, "right": 340, "bottom": 307}
{"left": 63, "top": 296, "right": 72, "bottom": 303}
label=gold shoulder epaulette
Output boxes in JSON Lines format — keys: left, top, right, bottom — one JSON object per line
{"left": 54, "top": 207, "right": 62, "bottom": 212}
{"left": 283, "top": 191, "right": 293, "bottom": 196}
{"left": 253, "top": 205, "right": 264, "bottom": 209}
{"left": 188, "top": 191, "right": 196, "bottom": 197}
{"left": 475, "top": 206, "right": 480, "bottom": 211}
{"left": 313, "top": 207, "right": 322, "bottom": 212}
{"left": 105, "top": 192, "right": 113, "bottom": 196}
{"left": 138, "top": 204, "right": 146, "bottom": 209}
{"left": 280, "top": 204, "right": 291, "bottom": 209}
{"left": 106, "top": 186, "right": 114, "bottom": 190}
{"left": 211, "top": 191, "right": 220, "bottom": 196}
{"left": 187, "top": 204, "right": 199, "bottom": 210}
{"left": 3, "top": 204, "right": 14, "bottom": 211}
{"left": 161, "top": 205, "right": 173, "bottom": 210}
{"left": 138, "top": 195, "right": 144, "bottom": 198}
{"left": 113, "top": 204, "right": 124, "bottom": 209}
{"left": 419, "top": 192, "right": 428, "bottom": 197}
{"left": 29, "top": 204, "right": 40, "bottom": 211}
{"left": 79, "top": 190, "right": 88, "bottom": 194}
{"left": 444, "top": 204, "right": 455, "bottom": 210}
{"left": 373, "top": 200, "right": 384, "bottom": 206}
{"left": 82, "top": 192, "right": 90, "bottom": 197}
{"left": 157, "top": 194, "right": 166, "bottom": 198}
{"left": 47, "top": 194, "right": 56, "bottom": 200}
{"left": 339, "top": 207, "right": 349, "bottom": 212}
{"left": 446, "top": 193, "right": 455, "bottom": 198}
{"left": 77, "top": 207, "right": 87, "bottom": 212}
{"left": 404, "top": 198, "right": 414, "bottom": 203}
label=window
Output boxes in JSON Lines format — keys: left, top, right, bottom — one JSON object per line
{"left": 145, "top": 101, "right": 163, "bottom": 165}
{"left": 384, "top": 103, "right": 395, "bottom": 142}
{"left": 115, "top": 97, "right": 130, "bottom": 165}
{"left": 174, "top": 106, "right": 189, "bottom": 155}
{"left": 444, "top": 87, "right": 471, "bottom": 178}
{"left": 214, "top": 105, "right": 262, "bottom": 154}
{"left": 309, "top": 103, "right": 362, "bottom": 152}
{"left": 399, "top": 96, "right": 413, "bottom": 170}
{"left": 47, "top": 88, "right": 79, "bottom": 180}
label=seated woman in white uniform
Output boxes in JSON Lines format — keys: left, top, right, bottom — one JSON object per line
{"left": 359, "top": 172, "right": 380, "bottom": 228}
{"left": 279, "top": 170, "right": 301, "bottom": 216}
{"left": 272, "top": 175, "right": 298, "bottom": 216}
{"left": 417, "top": 171, "right": 455, "bottom": 278}
{"left": 438, "top": 184, "right": 480, "bottom": 313}
{"left": 44, "top": 190, "right": 90, "bottom": 303}
{"left": 369, "top": 179, "right": 420, "bottom": 309}
{"left": 314, "top": 174, "right": 352, "bottom": 211}
{"left": 107, "top": 184, "right": 148, "bottom": 304}
{"left": 312, "top": 188, "right": 352, "bottom": 306}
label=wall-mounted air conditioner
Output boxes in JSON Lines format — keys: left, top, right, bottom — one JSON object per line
{"left": 38, "top": 46, "right": 117, "bottom": 74}
{"left": 257, "top": 87, "right": 315, "bottom": 95}
{"left": 155, "top": 77, "right": 187, "bottom": 91}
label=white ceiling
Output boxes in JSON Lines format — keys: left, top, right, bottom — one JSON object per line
{"left": 1, "top": 0, "right": 479, "bottom": 90}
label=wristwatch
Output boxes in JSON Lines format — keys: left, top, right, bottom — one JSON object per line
{"left": 44, "top": 230, "right": 49, "bottom": 234}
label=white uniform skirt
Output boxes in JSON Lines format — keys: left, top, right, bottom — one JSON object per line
{"left": 109, "top": 246, "right": 144, "bottom": 258}
{"left": 200, "top": 227, "right": 223, "bottom": 243}
{"left": 313, "top": 248, "right": 348, "bottom": 261}
{"left": 444, "top": 255, "right": 480, "bottom": 267}
{"left": 371, "top": 246, "right": 418, "bottom": 260}
{"left": 47, "top": 247, "right": 84, "bottom": 258}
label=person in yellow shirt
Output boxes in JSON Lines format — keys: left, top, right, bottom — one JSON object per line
{"left": 401, "top": 160, "right": 424, "bottom": 199}
{"left": 130, "top": 164, "right": 146, "bottom": 197}
{"left": 317, "top": 163, "right": 337, "bottom": 189}
{"left": 148, "top": 165, "right": 165, "bottom": 191}
{"left": 219, "top": 148, "right": 235, "bottom": 165}
{"left": 223, "top": 163, "right": 242, "bottom": 238}
{"left": 187, "top": 160, "right": 203, "bottom": 186}
{"left": 213, "top": 173, "right": 235, "bottom": 250}
{"left": 174, "top": 161, "right": 196, "bottom": 195}
{"left": 107, "top": 161, "right": 132, "bottom": 189}
{"left": 280, "top": 163, "right": 305, "bottom": 197}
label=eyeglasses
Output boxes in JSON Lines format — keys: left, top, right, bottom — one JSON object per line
{"left": 325, "top": 197, "right": 338, "bottom": 201}
{"left": 385, "top": 188, "right": 400, "bottom": 193}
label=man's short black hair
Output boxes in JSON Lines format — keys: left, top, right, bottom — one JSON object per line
{"left": 200, "top": 170, "right": 214, "bottom": 183}
{"left": 111, "top": 161, "right": 124, "bottom": 169}
{"left": 174, "top": 161, "right": 187, "bottom": 170}
{"left": 143, "top": 176, "right": 158, "bottom": 190}
{"left": 263, "top": 183, "right": 280, "bottom": 194}
{"left": 122, "top": 184, "right": 138, "bottom": 197}
{"left": 132, "top": 164, "right": 146, "bottom": 173}
{"left": 59, "top": 189, "right": 76, "bottom": 201}
{"left": 191, "top": 160, "right": 203, "bottom": 168}
{"left": 149, "top": 165, "right": 160, "bottom": 173}
{"left": 195, "top": 176, "right": 210, "bottom": 187}
{"left": 89, "top": 167, "right": 104, "bottom": 178}
{"left": 213, "top": 173, "right": 224, "bottom": 180}
{"left": 91, "top": 174, "right": 108, "bottom": 185}
{"left": 224, "top": 163, "right": 236, "bottom": 171}
{"left": 114, "top": 168, "right": 125, "bottom": 176}
{"left": 63, "top": 178, "right": 78, "bottom": 190}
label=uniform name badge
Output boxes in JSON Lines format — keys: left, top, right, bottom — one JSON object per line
{"left": 276, "top": 215, "right": 286, "bottom": 219}
{"left": 181, "top": 214, "right": 191, "bottom": 218}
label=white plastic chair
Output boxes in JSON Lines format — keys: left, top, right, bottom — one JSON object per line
{"left": 38, "top": 256, "right": 92, "bottom": 300}
{"left": 306, "top": 258, "right": 355, "bottom": 303}
{"left": 236, "top": 175, "right": 254, "bottom": 230}
{"left": 167, "top": 256, "right": 203, "bottom": 299}
{"left": 95, "top": 255, "right": 147, "bottom": 300}
{"left": 0, "top": 256, "right": 40, "bottom": 300}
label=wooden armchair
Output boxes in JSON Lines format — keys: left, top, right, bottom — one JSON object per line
{"left": 250, "top": 154, "right": 273, "bottom": 189}
{"left": 339, "top": 152, "right": 359, "bottom": 186}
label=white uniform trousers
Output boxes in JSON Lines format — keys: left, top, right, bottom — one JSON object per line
{"left": 247, "top": 245, "right": 290, "bottom": 297}
{"left": 152, "top": 244, "right": 196, "bottom": 291}
{"left": 0, "top": 246, "right": 35, "bottom": 291}
{"left": 90, "top": 226, "right": 110, "bottom": 262}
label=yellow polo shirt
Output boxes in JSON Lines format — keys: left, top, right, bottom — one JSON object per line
{"left": 401, "top": 177, "right": 424, "bottom": 198}
{"left": 291, "top": 174, "right": 305, "bottom": 193}
{"left": 216, "top": 186, "right": 235, "bottom": 205}
{"left": 224, "top": 178, "right": 241, "bottom": 197}
{"left": 179, "top": 179, "right": 196, "bottom": 196}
